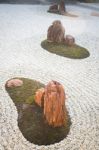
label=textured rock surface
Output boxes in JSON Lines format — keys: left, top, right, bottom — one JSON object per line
{"left": 48, "top": 0, "right": 66, "bottom": 15}
{"left": 64, "top": 35, "right": 75, "bottom": 46}
{"left": 35, "top": 81, "right": 68, "bottom": 127}
{"left": 0, "top": 4, "right": 99, "bottom": 150}
{"left": 35, "top": 88, "right": 45, "bottom": 107}
{"left": 47, "top": 20, "right": 65, "bottom": 43}
{"left": 48, "top": 4, "right": 58, "bottom": 13}
{"left": 59, "top": 0, "right": 66, "bottom": 15}
{"left": 6, "top": 79, "right": 23, "bottom": 87}
{"left": 44, "top": 81, "right": 67, "bottom": 127}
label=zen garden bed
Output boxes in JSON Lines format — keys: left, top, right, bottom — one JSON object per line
{"left": 41, "top": 40, "right": 90, "bottom": 59}
{"left": 5, "top": 78, "right": 71, "bottom": 145}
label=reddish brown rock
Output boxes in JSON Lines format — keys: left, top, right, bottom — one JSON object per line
{"left": 35, "top": 81, "right": 68, "bottom": 127}
{"left": 35, "top": 88, "right": 45, "bottom": 107}
{"left": 48, "top": 4, "right": 58, "bottom": 13}
{"left": 44, "top": 81, "right": 67, "bottom": 127}
{"left": 64, "top": 35, "right": 75, "bottom": 46}
{"left": 6, "top": 79, "right": 23, "bottom": 88}
{"left": 47, "top": 20, "right": 65, "bottom": 43}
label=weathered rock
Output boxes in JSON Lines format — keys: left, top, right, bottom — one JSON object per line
{"left": 59, "top": 0, "right": 66, "bottom": 15}
{"left": 44, "top": 81, "right": 66, "bottom": 127}
{"left": 6, "top": 79, "right": 23, "bottom": 88}
{"left": 35, "top": 88, "right": 45, "bottom": 107}
{"left": 44, "top": 81, "right": 67, "bottom": 127}
{"left": 48, "top": 4, "right": 58, "bottom": 13}
{"left": 35, "top": 80, "right": 68, "bottom": 127}
{"left": 64, "top": 35, "right": 75, "bottom": 46}
{"left": 48, "top": 0, "right": 66, "bottom": 15}
{"left": 47, "top": 20, "right": 65, "bottom": 43}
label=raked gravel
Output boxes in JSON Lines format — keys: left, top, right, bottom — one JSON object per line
{"left": 0, "top": 4, "right": 99, "bottom": 150}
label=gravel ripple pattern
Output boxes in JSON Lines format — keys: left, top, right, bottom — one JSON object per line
{"left": 0, "top": 4, "right": 99, "bottom": 150}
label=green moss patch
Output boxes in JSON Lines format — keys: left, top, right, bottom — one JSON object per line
{"left": 5, "top": 78, "right": 71, "bottom": 145}
{"left": 5, "top": 78, "right": 44, "bottom": 105}
{"left": 41, "top": 40, "right": 90, "bottom": 59}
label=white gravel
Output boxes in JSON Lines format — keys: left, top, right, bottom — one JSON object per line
{"left": 0, "top": 4, "right": 99, "bottom": 150}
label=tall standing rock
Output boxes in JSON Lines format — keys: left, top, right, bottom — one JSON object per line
{"left": 44, "top": 81, "right": 67, "bottom": 127}
{"left": 35, "top": 81, "right": 68, "bottom": 127}
{"left": 59, "top": 0, "right": 66, "bottom": 15}
{"left": 47, "top": 20, "right": 65, "bottom": 43}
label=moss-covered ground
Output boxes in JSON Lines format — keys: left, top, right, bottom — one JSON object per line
{"left": 41, "top": 40, "right": 90, "bottom": 59}
{"left": 5, "top": 78, "right": 71, "bottom": 145}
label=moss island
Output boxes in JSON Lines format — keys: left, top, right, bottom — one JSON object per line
{"left": 5, "top": 77, "right": 71, "bottom": 145}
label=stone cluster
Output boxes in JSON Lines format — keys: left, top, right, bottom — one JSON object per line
{"left": 47, "top": 20, "right": 75, "bottom": 46}
{"left": 48, "top": 0, "right": 66, "bottom": 15}
{"left": 35, "top": 81, "right": 68, "bottom": 127}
